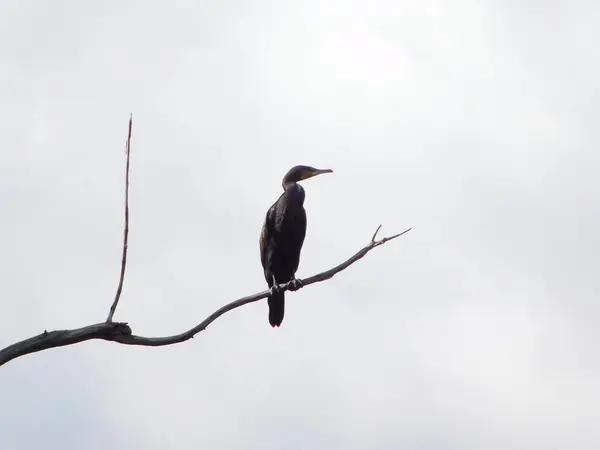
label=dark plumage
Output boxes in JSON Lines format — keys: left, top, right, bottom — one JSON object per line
{"left": 259, "top": 165, "right": 333, "bottom": 327}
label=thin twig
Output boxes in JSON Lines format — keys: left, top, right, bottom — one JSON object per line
{"left": 106, "top": 114, "right": 132, "bottom": 323}
{"left": 0, "top": 226, "right": 411, "bottom": 366}
{"left": 371, "top": 224, "right": 383, "bottom": 242}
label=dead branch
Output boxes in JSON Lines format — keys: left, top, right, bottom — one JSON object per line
{"left": 106, "top": 114, "right": 132, "bottom": 323}
{"left": 0, "top": 116, "right": 412, "bottom": 368}
{"left": 0, "top": 226, "right": 410, "bottom": 367}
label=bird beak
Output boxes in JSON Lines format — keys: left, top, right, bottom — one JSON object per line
{"left": 310, "top": 168, "right": 333, "bottom": 177}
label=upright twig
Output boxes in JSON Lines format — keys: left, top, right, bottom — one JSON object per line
{"left": 106, "top": 114, "right": 132, "bottom": 323}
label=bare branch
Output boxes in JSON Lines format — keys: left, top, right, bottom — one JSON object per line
{"left": 106, "top": 115, "right": 132, "bottom": 323}
{"left": 0, "top": 226, "right": 411, "bottom": 367}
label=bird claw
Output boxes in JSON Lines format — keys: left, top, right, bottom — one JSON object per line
{"left": 271, "top": 284, "right": 282, "bottom": 295}
{"left": 270, "top": 275, "right": 282, "bottom": 295}
{"left": 288, "top": 278, "right": 304, "bottom": 291}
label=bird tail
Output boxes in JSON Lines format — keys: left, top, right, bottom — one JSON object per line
{"left": 268, "top": 291, "right": 285, "bottom": 327}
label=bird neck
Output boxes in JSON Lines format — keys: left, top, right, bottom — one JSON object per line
{"left": 282, "top": 179, "right": 296, "bottom": 190}
{"left": 282, "top": 181, "right": 305, "bottom": 204}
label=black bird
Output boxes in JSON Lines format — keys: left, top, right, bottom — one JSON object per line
{"left": 259, "top": 165, "right": 333, "bottom": 327}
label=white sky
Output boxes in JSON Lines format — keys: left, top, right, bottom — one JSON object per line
{"left": 1, "top": 1, "right": 598, "bottom": 449}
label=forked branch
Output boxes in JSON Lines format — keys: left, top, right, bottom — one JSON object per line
{"left": 0, "top": 226, "right": 410, "bottom": 367}
{"left": 0, "top": 116, "right": 412, "bottom": 368}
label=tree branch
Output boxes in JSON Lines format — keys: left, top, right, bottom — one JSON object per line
{"left": 0, "top": 116, "right": 412, "bottom": 367}
{"left": 106, "top": 114, "right": 132, "bottom": 323}
{"left": 0, "top": 226, "right": 411, "bottom": 367}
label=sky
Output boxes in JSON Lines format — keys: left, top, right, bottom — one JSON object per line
{"left": 0, "top": 1, "right": 598, "bottom": 449}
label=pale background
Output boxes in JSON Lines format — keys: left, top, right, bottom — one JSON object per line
{"left": 1, "top": 1, "right": 598, "bottom": 449}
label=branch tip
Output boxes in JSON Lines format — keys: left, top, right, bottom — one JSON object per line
{"left": 371, "top": 224, "right": 383, "bottom": 242}
{"left": 385, "top": 227, "right": 412, "bottom": 242}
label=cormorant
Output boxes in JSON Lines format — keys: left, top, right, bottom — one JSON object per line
{"left": 259, "top": 165, "right": 333, "bottom": 327}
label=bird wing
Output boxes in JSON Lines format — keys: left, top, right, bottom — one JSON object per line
{"left": 259, "top": 201, "right": 278, "bottom": 271}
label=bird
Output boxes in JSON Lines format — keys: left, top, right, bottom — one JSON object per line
{"left": 259, "top": 165, "right": 333, "bottom": 327}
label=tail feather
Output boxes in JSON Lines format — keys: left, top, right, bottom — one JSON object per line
{"left": 268, "top": 291, "right": 285, "bottom": 327}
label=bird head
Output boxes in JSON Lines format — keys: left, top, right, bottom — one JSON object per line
{"left": 282, "top": 165, "right": 333, "bottom": 187}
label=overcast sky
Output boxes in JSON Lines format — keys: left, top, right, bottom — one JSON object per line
{"left": 1, "top": 1, "right": 598, "bottom": 449}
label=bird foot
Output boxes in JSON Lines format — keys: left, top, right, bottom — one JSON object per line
{"left": 288, "top": 278, "right": 304, "bottom": 291}
{"left": 271, "top": 275, "right": 282, "bottom": 295}
{"left": 270, "top": 284, "right": 282, "bottom": 295}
